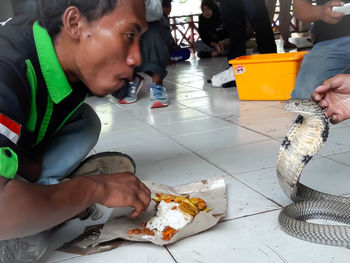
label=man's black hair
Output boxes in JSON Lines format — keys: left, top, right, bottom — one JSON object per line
{"left": 162, "top": 0, "right": 172, "bottom": 8}
{"left": 37, "top": 0, "right": 119, "bottom": 40}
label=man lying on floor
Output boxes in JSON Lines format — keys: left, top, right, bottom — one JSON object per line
{"left": 0, "top": 0, "right": 151, "bottom": 261}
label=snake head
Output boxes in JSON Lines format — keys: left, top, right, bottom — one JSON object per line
{"left": 284, "top": 99, "right": 324, "bottom": 116}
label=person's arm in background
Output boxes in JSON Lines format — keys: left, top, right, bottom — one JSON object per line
{"left": 312, "top": 74, "right": 350, "bottom": 124}
{"left": 294, "top": 0, "right": 345, "bottom": 24}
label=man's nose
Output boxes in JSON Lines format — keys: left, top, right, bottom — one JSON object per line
{"left": 127, "top": 44, "right": 142, "bottom": 67}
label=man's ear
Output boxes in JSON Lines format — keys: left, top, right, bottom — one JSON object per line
{"left": 61, "top": 6, "right": 85, "bottom": 40}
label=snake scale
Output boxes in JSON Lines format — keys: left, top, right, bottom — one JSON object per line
{"left": 277, "top": 98, "right": 350, "bottom": 246}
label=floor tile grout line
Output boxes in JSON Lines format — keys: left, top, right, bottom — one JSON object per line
{"left": 220, "top": 207, "right": 282, "bottom": 223}
{"left": 101, "top": 102, "right": 287, "bottom": 207}
{"left": 114, "top": 98, "right": 279, "bottom": 146}
{"left": 319, "top": 152, "right": 350, "bottom": 168}
{"left": 93, "top": 91, "right": 289, "bottom": 209}
{"left": 175, "top": 101, "right": 288, "bottom": 144}
{"left": 164, "top": 246, "right": 179, "bottom": 263}
{"left": 227, "top": 174, "right": 285, "bottom": 208}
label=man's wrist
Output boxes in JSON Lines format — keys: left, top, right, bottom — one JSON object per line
{"left": 78, "top": 175, "right": 107, "bottom": 206}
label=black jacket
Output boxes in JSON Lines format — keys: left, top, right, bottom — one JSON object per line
{"left": 0, "top": 16, "right": 88, "bottom": 179}
{"left": 198, "top": 0, "right": 229, "bottom": 46}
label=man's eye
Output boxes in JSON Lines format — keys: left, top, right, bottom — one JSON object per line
{"left": 126, "top": 33, "right": 135, "bottom": 41}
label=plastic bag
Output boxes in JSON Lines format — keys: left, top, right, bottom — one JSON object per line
{"left": 210, "top": 67, "right": 235, "bottom": 87}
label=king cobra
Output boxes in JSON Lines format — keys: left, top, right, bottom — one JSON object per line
{"left": 277, "top": 98, "right": 350, "bottom": 247}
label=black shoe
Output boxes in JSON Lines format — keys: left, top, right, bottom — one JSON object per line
{"left": 222, "top": 80, "right": 236, "bottom": 88}
{"left": 197, "top": 51, "right": 212, "bottom": 58}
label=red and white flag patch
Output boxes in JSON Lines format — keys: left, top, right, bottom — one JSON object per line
{"left": 0, "top": 113, "right": 21, "bottom": 144}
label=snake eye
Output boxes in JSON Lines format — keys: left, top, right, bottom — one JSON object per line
{"left": 295, "top": 102, "right": 300, "bottom": 106}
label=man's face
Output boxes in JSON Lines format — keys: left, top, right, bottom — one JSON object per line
{"left": 74, "top": 0, "right": 147, "bottom": 97}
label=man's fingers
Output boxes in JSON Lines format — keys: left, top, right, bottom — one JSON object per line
{"left": 314, "top": 84, "right": 331, "bottom": 93}
{"left": 330, "top": 114, "right": 340, "bottom": 124}
{"left": 130, "top": 200, "right": 147, "bottom": 218}
{"left": 318, "top": 99, "right": 329, "bottom": 109}
{"left": 328, "top": 1, "right": 344, "bottom": 8}
{"left": 139, "top": 181, "right": 151, "bottom": 196}
{"left": 311, "top": 92, "right": 322, "bottom": 102}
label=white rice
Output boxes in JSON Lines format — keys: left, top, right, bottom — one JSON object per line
{"left": 146, "top": 200, "right": 193, "bottom": 231}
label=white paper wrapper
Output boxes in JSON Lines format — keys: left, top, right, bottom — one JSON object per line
{"left": 74, "top": 176, "right": 226, "bottom": 249}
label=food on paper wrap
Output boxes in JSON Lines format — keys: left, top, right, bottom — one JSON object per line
{"left": 128, "top": 193, "right": 210, "bottom": 241}
{"left": 60, "top": 177, "right": 226, "bottom": 253}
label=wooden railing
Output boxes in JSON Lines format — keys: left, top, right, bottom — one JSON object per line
{"left": 169, "top": 14, "right": 200, "bottom": 50}
{"left": 168, "top": 6, "right": 308, "bottom": 49}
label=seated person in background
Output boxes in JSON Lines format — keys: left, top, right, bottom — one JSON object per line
{"left": 291, "top": 0, "right": 350, "bottom": 99}
{"left": 114, "top": 0, "right": 169, "bottom": 108}
{"left": 194, "top": 0, "right": 230, "bottom": 58}
{"left": 161, "top": 0, "right": 191, "bottom": 63}
{"left": 312, "top": 71, "right": 350, "bottom": 124}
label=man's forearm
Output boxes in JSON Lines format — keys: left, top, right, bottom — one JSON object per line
{"left": 0, "top": 176, "right": 102, "bottom": 240}
{"left": 294, "top": 0, "right": 321, "bottom": 23}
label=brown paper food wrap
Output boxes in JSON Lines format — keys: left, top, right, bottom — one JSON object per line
{"left": 59, "top": 177, "right": 226, "bottom": 254}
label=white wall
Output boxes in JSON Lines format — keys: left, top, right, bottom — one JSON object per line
{"left": 0, "top": 0, "right": 14, "bottom": 21}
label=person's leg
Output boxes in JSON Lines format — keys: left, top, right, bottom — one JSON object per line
{"left": 292, "top": 35, "right": 350, "bottom": 98}
{"left": 136, "top": 21, "right": 169, "bottom": 108}
{"left": 116, "top": 74, "right": 145, "bottom": 104}
{"left": 37, "top": 104, "right": 101, "bottom": 185}
{"left": 194, "top": 40, "right": 216, "bottom": 58}
{"left": 279, "top": 0, "right": 296, "bottom": 47}
{"left": 0, "top": 104, "right": 101, "bottom": 262}
{"left": 244, "top": 0, "right": 277, "bottom": 54}
{"left": 220, "top": 0, "right": 247, "bottom": 60}
{"left": 149, "top": 73, "right": 169, "bottom": 108}
{"left": 137, "top": 22, "right": 169, "bottom": 81}
{"left": 264, "top": 0, "right": 277, "bottom": 23}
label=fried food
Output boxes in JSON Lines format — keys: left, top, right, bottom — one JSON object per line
{"left": 127, "top": 193, "right": 209, "bottom": 241}
{"left": 153, "top": 193, "right": 207, "bottom": 216}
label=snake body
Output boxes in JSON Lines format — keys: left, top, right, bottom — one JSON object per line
{"left": 277, "top": 99, "right": 350, "bottom": 246}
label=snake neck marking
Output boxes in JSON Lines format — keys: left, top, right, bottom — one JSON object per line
{"left": 275, "top": 99, "right": 350, "bottom": 247}
{"left": 277, "top": 100, "right": 328, "bottom": 200}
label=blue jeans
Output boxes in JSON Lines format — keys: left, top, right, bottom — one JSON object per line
{"left": 37, "top": 104, "right": 101, "bottom": 185}
{"left": 291, "top": 35, "right": 350, "bottom": 98}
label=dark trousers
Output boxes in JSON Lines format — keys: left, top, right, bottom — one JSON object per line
{"left": 220, "top": 0, "right": 277, "bottom": 60}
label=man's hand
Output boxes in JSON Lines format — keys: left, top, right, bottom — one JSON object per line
{"left": 294, "top": 0, "right": 344, "bottom": 24}
{"left": 320, "top": 1, "right": 344, "bottom": 24}
{"left": 211, "top": 42, "right": 221, "bottom": 53}
{"left": 93, "top": 172, "right": 151, "bottom": 218}
{"left": 312, "top": 74, "right": 350, "bottom": 124}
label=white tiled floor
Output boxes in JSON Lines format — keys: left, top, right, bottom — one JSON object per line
{"left": 41, "top": 42, "right": 350, "bottom": 262}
